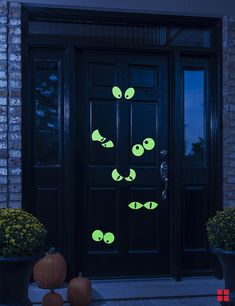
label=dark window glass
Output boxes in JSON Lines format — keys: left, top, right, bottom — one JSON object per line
{"left": 29, "top": 21, "right": 167, "bottom": 46}
{"left": 29, "top": 21, "right": 213, "bottom": 49}
{"left": 184, "top": 70, "right": 205, "bottom": 166}
{"left": 168, "top": 27, "right": 211, "bottom": 48}
{"left": 34, "top": 60, "right": 60, "bottom": 165}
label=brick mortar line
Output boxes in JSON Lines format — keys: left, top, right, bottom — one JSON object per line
{"left": 6, "top": 0, "right": 9, "bottom": 207}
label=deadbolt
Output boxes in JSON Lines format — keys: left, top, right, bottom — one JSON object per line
{"left": 160, "top": 149, "right": 168, "bottom": 156}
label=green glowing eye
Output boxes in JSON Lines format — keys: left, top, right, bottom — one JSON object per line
{"left": 128, "top": 202, "right": 143, "bottom": 210}
{"left": 103, "top": 232, "right": 115, "bottom": 244}
{"left": 125, "top": 169, "right": 136, "bottom": 182}
{"left": 101, "top": 140, "right": 114, "bottom": 148}
{"left": 92, "top": 229, "right": 104, "bottom": 242}
{"left": 112, "top": 86, "right": 122, "bottom": 99}
{"left": 144, "top": 201, "right": 159, "bottom": 210}
{"left": 132, "top": 144, "right": 144, "bottom": 157}
{"left": 112, "top": 169, "right": 123, "bottom": 181}
{"left": 92, "top": 129, "right": 106, "bottom": 142}
{"left": 143, "top": 138, "right": 155, "bottom": 150}
{"left": 124, "top": 87, "right": 135, "bottom": 100}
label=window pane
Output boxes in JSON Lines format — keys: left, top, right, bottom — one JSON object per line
{"left": 169, "top": 28, "right": 211, "bottom": 48}
{"left": 29, "top": 21, "right": 167, "bottom": 46}
{"left": 34, "top": 60, "right": 60, "bottom": 165}
{"left": 29, "top": 22, "right": 213, "bottom": 49}
{"left": 184, "top": 70, "right": 205, "bottom": 166}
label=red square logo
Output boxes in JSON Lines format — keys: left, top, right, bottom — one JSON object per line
{"left": 217, "top": 289, "right": 230, "bottom": 302}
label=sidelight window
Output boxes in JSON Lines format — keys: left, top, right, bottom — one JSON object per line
{"left": 33, "top": 60, "right": 61, "bottom": 166}
{"left": 184, "top": 69, "right": 205, "bottom": 167}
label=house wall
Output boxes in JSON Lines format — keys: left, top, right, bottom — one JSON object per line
{"left": 0, "top": 1, "right": 21, "bottom": 208}
{"left": 0, "top": 1, "right": 235, "bottom": 208}
{"left": 223, "top": 17, "right": 235, "bottom": 207}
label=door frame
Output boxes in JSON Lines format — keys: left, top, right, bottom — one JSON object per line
{"left": 22, "top": 6, "right": 223, "bottom": 280}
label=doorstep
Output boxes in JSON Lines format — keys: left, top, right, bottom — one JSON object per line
{"left": 29, "top": 276, "right": 223, "bottom": 304}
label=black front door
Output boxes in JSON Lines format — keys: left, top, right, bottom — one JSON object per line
{"left": 75, "top": 51, "right": 170, "bottom": 277}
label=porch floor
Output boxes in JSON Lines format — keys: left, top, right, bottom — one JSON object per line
{"left": 30, "top": 276, "right": 223, "bottom": 305}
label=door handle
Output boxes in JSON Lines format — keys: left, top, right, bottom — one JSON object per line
{"left": 160, "top": 161, "right": 168, "bottom": 200}
{"left": 162, "top": 177, "right": 168, "bottom": 201}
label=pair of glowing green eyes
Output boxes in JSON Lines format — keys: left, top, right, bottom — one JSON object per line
{"left": 112, "top": 86, "right": 135, "bottom": 100}
{"left": 128, "top": 201, "right": 159, "bottom": 210}
{"left": 92, "top": 129, "right": 114, "bottom": 148}
{"left": 92, "top": 130, "right": 155, "bottom": 156}
{"left": 92, "top": 230, "right": 115, "bottom": 244}
{"left": 112, "top": 168, "right": 136, "bottom": 182}
{"left": 132, "top": 138, "right": 155, "bottom": 157}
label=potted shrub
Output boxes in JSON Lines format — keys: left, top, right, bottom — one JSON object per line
{"left": 0, "top": 208, "right": 47, "bottom": 306}
{"left": 206, "top": 208, "right": 235, "bottom": 305}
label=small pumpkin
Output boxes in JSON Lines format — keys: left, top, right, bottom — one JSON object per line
{"left": 33, "top": 247, "right": 67, "bottom": 289}
{"left": 67, "top": 272, "right": 92, "bottom": 306}
{"left": 42, "top": 289, "right": 64, "bottom": 306}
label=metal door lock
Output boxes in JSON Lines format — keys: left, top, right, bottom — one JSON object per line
{"left": 160, "top": 149, "right": 168, "bottom": 156}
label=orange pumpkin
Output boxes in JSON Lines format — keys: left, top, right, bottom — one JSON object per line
{"left": 42, "top": 290, "right": 64, "bottom": 306}
{"left": 67, "top": 273, "right": 92, "bottom": 306}
{"left": 33, "top": 247, "right": 67, "bottom": 289}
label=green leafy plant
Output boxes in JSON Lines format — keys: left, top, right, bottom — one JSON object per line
{"left": 206, "top": 208, "right": 235, "bottom": 250}
{"left": 0, "top": 208, "right": 47, "bottom": 257}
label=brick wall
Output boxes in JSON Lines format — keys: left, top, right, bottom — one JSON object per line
{"left": 0, "top": 1, "right": 21, "bottom": 208}
{"left": 223, "top": 16, "right": 235, "bottom": 208}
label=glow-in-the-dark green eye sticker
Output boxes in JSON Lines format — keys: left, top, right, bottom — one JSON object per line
{"left": 132, "top": 144, "right": 144, "bottom": 157}
{"left": 92, "top": 129, "right": 106, "bottom": 142}
{"left": 124, "top": 87, "right": 135, "bottom": 100}
{"left": 125, "top": 169, "right": 136, "bottom": 181}
{"left": 92, "top": 229, "right": 104, "bottom": 242}
{"left": 103, "top": 232, "right": 115, "bottom": 244}
{"left": 143, "top": 138, "right": 155, "bottom": 150}
{"left": 112, "top": 86, "right": 122, "bottom": 99}
{"left": 128, "top": 202, "right": 143, "bottom": 210}
{"left": 101, "top": 140, "right": 114, "bottom": 148}
{"left": 144, "top": 201, "right": 159, "bottom": 210}
{"left": 112, "top": 169, "right": 123, "bottom": 181}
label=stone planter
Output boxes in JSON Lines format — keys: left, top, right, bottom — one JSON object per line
{"left": 211, "top": 248, "right": 235, "bottom": 306}
{"left": 0, "top": 255, "right": 42, "bottom": 306}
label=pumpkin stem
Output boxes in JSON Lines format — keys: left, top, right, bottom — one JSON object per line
{"left": 48, "top": 247, "right": 56, "bottom": 254}
{"left": 79, "top": 272, "right": 82, "bottom": 277}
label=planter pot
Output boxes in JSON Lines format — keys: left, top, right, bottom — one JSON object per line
{"left": 211, "top": 248, "right": 235, "bottom": 305}
{"left": 0, "top": 254, "right": 42, "bottom": 306}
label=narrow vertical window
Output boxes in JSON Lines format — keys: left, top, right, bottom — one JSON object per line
{"left": 184, "top": 69, "right": 205, "bottom": 166}
{"left": 34, "top": 60, "right": 60, "bottom": 165}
